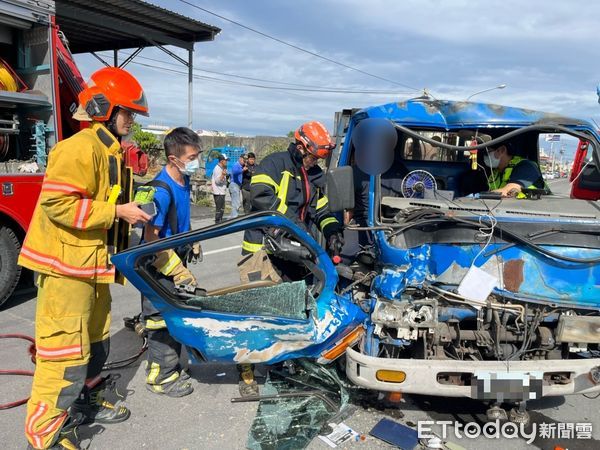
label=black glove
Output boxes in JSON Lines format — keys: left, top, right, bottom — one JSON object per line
{"left": 326, "top": 231, "right": 344, "bottom": 258}
{"left": 183, "top": 242, "right": 203, "bottom": 264}
{"left": 264, "top": 232, "right": 311, "bottom": 264}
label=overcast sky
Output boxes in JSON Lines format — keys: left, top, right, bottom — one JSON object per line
{"left": 73, "top": 0, "right": 600, "bottom": 137}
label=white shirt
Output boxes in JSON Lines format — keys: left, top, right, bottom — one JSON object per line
{"left": 211, "top": 164, "right": 227, "bottom": 195}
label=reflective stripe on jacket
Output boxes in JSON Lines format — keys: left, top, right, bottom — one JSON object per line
{"left": 18, "top": 123, "right": 124, "bottom": 283}
{"left": 242, "top": 143, "right": 340, "bottom": 253}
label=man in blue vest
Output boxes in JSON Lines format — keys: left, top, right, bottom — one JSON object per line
{"left": 484, "top": 143, "right": 547, "bottom": 197}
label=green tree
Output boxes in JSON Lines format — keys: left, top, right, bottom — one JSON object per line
{"left": 261, "top": 141, "right": 287, "bottom": 158}
{"left": 287, "top": 130, "right": 295, "bottom": 138}
{"left": 129, "top": 122, "right": 162, "bottom": 167}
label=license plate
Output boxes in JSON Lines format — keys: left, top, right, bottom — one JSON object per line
{"left": 471, "top": 371, "right": 543, "bottom": 402}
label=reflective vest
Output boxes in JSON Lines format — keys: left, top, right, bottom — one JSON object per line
{"left": 242, "top": 144, "right": 340, "bottom": 253}
{"left": 487, "top": 156, "right": 547, "bottom": 198}
{"left": 18, "top": 122, "right": 130, "bottom": 284}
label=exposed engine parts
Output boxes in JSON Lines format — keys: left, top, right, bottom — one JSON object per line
{"left": 368, "top": 288, "right": 600, "bottom": 363}
{"left": 557, "top": 315, "right": 600, "bottom": 344}
{"left": 372, "top": 299, "right": 436, "bottom": 340}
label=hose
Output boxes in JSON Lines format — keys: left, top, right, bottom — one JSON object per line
{"left": 391, "top": 122, "right": 600, "bottom": 160}
{"left": 0, "top": 334, "right": 36, "bottom": 410}
{"left": 0, "top": 62, "right": 18, "bottom": 91}
{"left": 0, "top": 326, "right": 147, "bottom": 409}
{"left": 0, "top": 57, "right": 28, "bottom": 92}
{"left": 451, "top": 215, "right": 600, "bottom": 264}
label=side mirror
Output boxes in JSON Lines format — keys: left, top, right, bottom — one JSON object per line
{"left": 352, "top": 118, "right": 397, "bottom": 176}
{"left": 326, "top": 166, "right": 354, "bottom": 212}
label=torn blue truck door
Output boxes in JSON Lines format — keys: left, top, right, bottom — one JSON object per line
{"left": 111, "top": 212, "right": 366, "bottom": 364}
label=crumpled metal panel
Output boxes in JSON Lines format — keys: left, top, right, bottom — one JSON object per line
{"left": 374, "top": 235, "right": 600, "bottom": 308}
{"left": 112, "top": 212, "right": 367, "bottom": 365}
{"left": 430, "top": 244, "right": 600, "bottom": 306}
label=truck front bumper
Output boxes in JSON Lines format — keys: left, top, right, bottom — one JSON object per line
{"left": 346, "top": 347, "right": 600, "bottom": 398}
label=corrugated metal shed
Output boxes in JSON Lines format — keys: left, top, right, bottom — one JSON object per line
{"left": 55, "top": 0, "right": 220, "bottom": 53}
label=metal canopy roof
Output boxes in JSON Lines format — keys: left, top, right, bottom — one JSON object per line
{"left": 55, "top": 0, "right": 221, "bottom": 53}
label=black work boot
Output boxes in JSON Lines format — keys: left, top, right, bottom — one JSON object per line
{"left": 70, "top": 375, "right": 130, "bottom": 424}
{"left": 146, "top": 376, "right": 194, "bottom": 398}
{"left": 237, "top": 363, "right": 259, "bottom": 398}
{"left": 27, "top": 412, "right": 84, "bottom": 450}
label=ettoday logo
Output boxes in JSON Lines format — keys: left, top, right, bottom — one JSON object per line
{"left": 418, "top": 420, "right": 593, "bottom": 444}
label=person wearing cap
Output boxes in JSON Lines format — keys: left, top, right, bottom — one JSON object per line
{"left": 241, "top": 152, "right": 257, "bottom": 214}
{"left": 237, "top": 121, "right": 344, "bottom": 397}
{"left": 18, "top": 67, "right": 151, "bottom": 449}
{"left": 211, "top": 154, "right": 228, "bottom": 223}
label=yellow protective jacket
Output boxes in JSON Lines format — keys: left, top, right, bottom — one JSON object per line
{"left": 487, "top": 156, "right": 548, "bottom": 198}
{"left": 18, "top": 122, "right": 127, "bottom": 283}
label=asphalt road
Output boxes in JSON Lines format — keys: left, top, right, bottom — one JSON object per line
{"left": 545, "top": 177, "right": 571, "bottom": 196}
{"left": 2, "top": 190, "right": 599, "bottom": 450}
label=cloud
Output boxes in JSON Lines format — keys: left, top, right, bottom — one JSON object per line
{"left": 73, "top": 0, "right": 600, "bottom": 135}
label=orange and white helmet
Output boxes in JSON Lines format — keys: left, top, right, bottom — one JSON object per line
{"left": 78, "top": 67, "right": 149, "bottom": 121}
{"left": 294, "top": 121, "right": 335, "bottom": 159}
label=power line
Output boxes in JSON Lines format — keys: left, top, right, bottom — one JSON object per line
{"left": 177, "top": 0, "right": 419, "bottom": 91}
{"left": 123, "top": 58, "right": 413, "bottom": 95}
{"left": 102, "top": 50, "right": 406, "bottom": 93}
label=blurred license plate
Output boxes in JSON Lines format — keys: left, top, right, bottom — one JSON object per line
{"left": 471, "top": 371, "right": 543, "bottom": 402}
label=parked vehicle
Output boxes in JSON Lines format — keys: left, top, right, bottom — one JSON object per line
{"left": 114, "top": 98, "right": 600, "bottom": 419}
{"left": 570, "top": 139, "right": 600, "bottom": 200}
{"left": 0, "top": 1, "right": 77, "bottom": 306}
{"left": 204, "top": 145, "right": 246, "bottom": 178}
{"left": 0, "top": 0, "right": 204, "bottom": 306}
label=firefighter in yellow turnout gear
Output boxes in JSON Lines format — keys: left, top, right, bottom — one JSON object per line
{"left": 18, "top": 67, "right": 152, "bottom": 450}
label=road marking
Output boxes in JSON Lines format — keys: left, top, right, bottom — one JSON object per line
{"left": 203, "top": 245, "right": 242, "bottom": 256}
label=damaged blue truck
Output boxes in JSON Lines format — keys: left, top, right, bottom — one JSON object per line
{"left": 112, "top": 97, "right": 600, "bottom": 421}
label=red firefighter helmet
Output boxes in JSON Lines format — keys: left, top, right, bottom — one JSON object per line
{"left": 78, "top": 67, "right": 149, "bottom": 121}
{"left": 294, "top": 121, "right": 335, "bottom": 159}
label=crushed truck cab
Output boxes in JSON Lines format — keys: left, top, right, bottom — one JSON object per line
{"left": 113, "top": 98, "right": 600, "bottom": 404}
{"left": 338, "top": 99, "right": 600, "bottom": 401}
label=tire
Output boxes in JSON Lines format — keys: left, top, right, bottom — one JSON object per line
{"left": 0, "top": 225, "right": 22, "bottom": 308}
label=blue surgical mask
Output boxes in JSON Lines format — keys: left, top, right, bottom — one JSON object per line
{"left": 176, "top": 158, "right": 199, "bottom": 176}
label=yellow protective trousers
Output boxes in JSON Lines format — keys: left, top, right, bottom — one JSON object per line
{"left": 25, "top": 274, "right": 111, "bottom": 449}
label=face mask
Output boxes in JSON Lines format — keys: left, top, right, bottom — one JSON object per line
{"left": 484, "top": 152, "right": 501, "bottom": 169}
{"left": 176, "top": 158, "right": 199, "bottom": 176}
